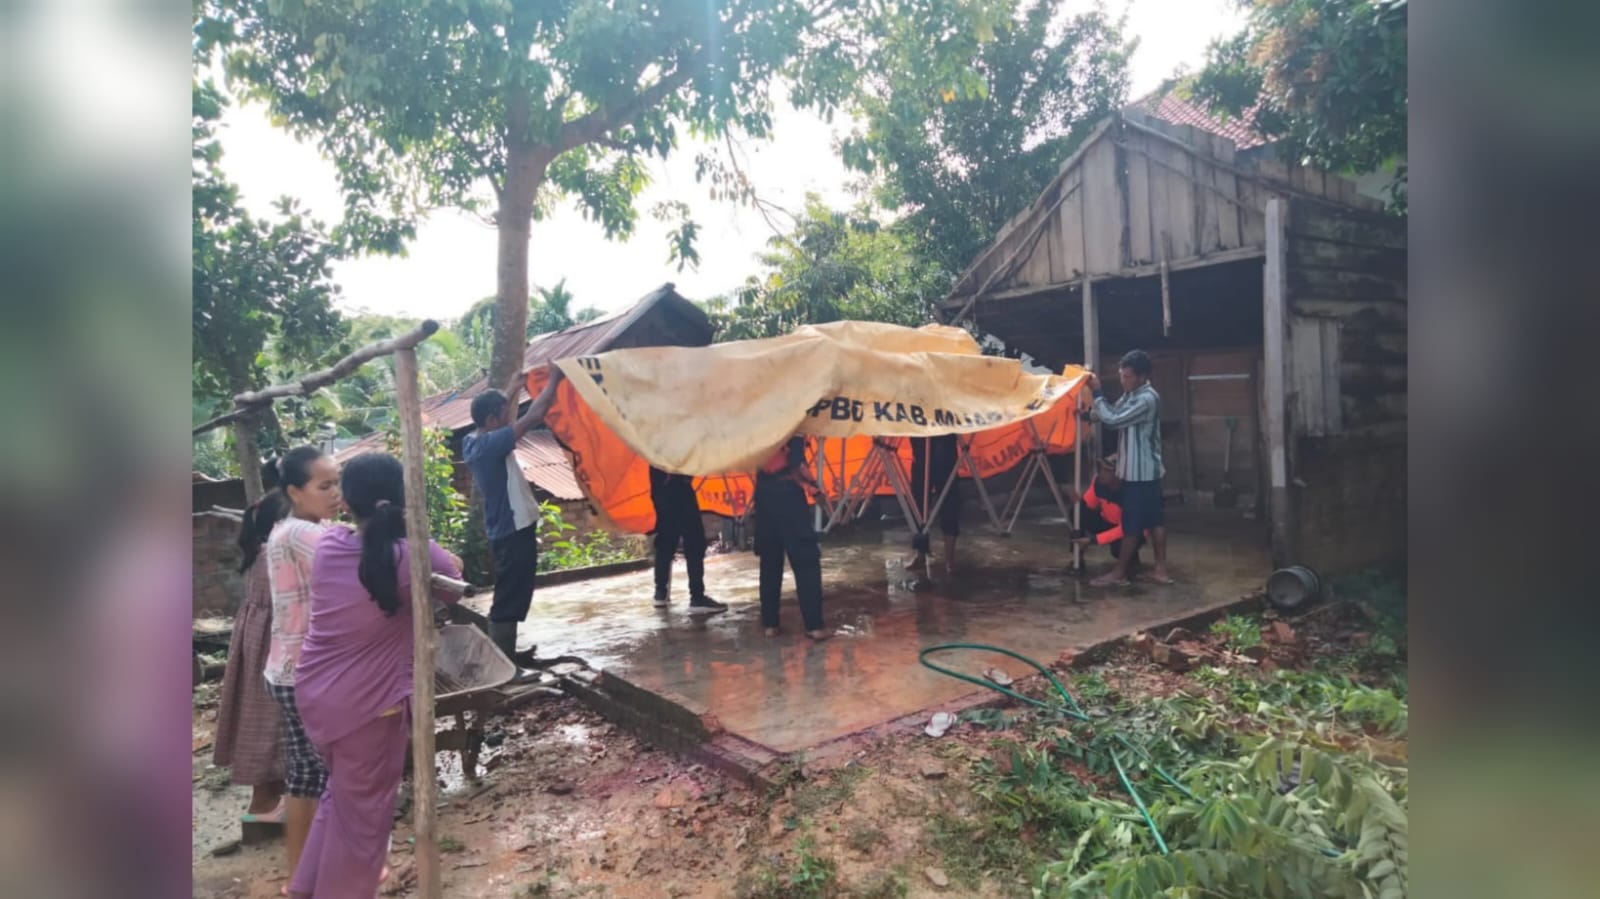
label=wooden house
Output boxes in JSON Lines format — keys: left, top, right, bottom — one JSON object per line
{"left": 942, "top": 93, "right": 1406, "bottom": 574}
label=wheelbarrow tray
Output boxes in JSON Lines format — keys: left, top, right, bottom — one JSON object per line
{"left": 433, "top": 624, "right": 516, "bottom": 702}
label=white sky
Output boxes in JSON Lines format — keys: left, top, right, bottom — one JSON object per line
{"left": 217, "top": 0, "right": 1245, "bottom": 321}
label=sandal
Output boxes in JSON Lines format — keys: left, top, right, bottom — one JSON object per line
{"left": 1141, "top": 572, "right": 1176, "bottom": 586}
{"left": 242, "top": 798, "right": 286, "bottom": 824}
{"left": 804, "top": 628, "right": 834, "bottom": 642}
{"left": 1089, "top": 574, "right": 1131, "bottom": 588}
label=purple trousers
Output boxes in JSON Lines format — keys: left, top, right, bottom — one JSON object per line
{"left": 290, "top": 706, "right": 408, "bottom": 899}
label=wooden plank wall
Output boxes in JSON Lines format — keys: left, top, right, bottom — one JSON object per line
{"left": 950, "top": 111, "right": 1384, "bottom": 307}
{"left": 1284, "top": 202, "right": 1407, "bottom": 438}
{"left": 1282, "top": 199, "right": 1407, "bottom": 574}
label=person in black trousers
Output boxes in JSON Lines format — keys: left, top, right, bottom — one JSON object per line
{"left": 754, "top": 436, "right": 831, "bottom": 641}
{"left": 904, "top": 434, "right": 962, "bottom": 574}
{"left": 649, "top": 466, "right": 727, "bottom": 615}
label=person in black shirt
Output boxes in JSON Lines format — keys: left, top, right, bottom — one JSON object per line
{"left": 648, "top": 467, "right": 727, "bottom": 615}
{"left": 754, "top": 436, "right": 831, "bottom": 641}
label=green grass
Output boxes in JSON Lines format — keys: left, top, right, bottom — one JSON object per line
{"left": 1209, "top": 614, "right": 1264, "bottom": 652}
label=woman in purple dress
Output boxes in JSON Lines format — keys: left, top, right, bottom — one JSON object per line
{"left": 289, "top": 452, "right": 462, "bottom": 899}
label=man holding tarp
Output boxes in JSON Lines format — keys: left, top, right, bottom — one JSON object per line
{"left": 464, "top": 366, "right": 565, "bottom": 664}
{"left": 755, "top": 436, "right": 831, "bottom": 641}
{"left": 1087, "top": 350, "right": 1174, "bottom": 587}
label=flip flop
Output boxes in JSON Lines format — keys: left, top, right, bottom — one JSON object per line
{"left": 242, "top": 798, "right": 286, "bottom": 824}
{"left": 1141, "top": 573, "right": 1177, "bottom": 585}
{"left": 924, "top": 711, "right": 957, "bottom": 737}
{"left": 1089, "top": 575, "right": 1132, "bottom": 588}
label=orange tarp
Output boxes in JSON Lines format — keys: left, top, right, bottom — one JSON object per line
{"left": 529, "top": 322, "right": 1088, "bottom": 534}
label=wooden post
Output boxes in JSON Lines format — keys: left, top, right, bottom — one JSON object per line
{"left": 1179, "top": 354, "right": 1197, "bottom": 495}
{"left": 1072, "top": 394, "right": 1084, "bottom": 573}
{"left": 1159, "top": 235, "right": 1173, "bottom": 337}
{"left": 1262, "top": 197, "right": 1292, "bottom": 564}
{"left": 393, "top": 347, "right": 442, "bottom": 899}
{"left": 232, "top": 413, "right": 265, "bottom": 503}
{"left": 1082, "top": 277, "right": 1101, "bottom": 451}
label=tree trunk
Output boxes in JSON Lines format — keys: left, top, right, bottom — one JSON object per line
{"left": 489, "top": 130, "right": 552, "bottom": 390}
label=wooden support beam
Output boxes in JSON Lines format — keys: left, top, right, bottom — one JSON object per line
{"left": 945, "top": 117, "right": 1119, "bottom": 301}
{"left": 1262, "top": 197, "right": 1292, "bottom": 564}
{"left": 394, "top": 346, "right": 442, "bottom": 899}
{"left": 194, "top": 319, "right": 441, "bottom": 436}
{"left": 1178, "top": 355, "right": 1197, "bottom": 493}
{"left": 1159, "top": 234, "right": 1173, "bottom": 337}
{"left": 941, "top": 244, "right": 1266, "bottom": 314}
{"left": 946, "top": 179, "right": 1083, "bottom": 326}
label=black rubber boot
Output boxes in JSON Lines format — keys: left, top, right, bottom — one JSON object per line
{"left": 488, "top": 621, "right": 519, "bottom": 659}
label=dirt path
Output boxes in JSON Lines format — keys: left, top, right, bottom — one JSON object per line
{"left": 192, "top": 594, "right": 1407, "bottom": 899}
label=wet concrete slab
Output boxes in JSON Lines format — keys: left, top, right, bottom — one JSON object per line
{"left": 466, "top": 508, "right": 1269, "bottom": 754}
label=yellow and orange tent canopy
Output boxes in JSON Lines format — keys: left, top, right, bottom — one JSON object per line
{"left": 527, "top": 321, "right": 1089, "bottom": 534}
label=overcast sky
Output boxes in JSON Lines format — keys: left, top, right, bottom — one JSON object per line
{"left": 216, "top": 0, "right": 1246, "bottom": 322}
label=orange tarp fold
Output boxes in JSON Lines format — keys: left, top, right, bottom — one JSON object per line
{"left": 528, "top": 322, "right": 1088, "bottom": 534}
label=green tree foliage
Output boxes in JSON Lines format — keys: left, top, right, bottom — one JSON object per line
{"left": 196, "top": 0, "right": 973, "bottom": 395}
{"left": 373, "top": 420, "right": 494, "bottom": 585}
{"left": 1189, "top": 0, "right": 1408, "bottom": 208}
{"left": 840, "top": 0, "right": 1135, "bottom": 276}
{"left": 1054, "top": 742, "right": 1407, "bottom": 899}
{"left": 194, "top": 78, "right": 350, "bottom": 470}
{"left": 704, "top": 197, "right": 946, "bottom": 341}
{"left": 528, "top": 279, "right": 603, "bottom": 338}
{"left": 192, "top": 79, "right": 347, "bottom": 421}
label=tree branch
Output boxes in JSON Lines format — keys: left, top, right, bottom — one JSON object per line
{"left": 554, "top": 60, "right": 699, "bottom": 155}
{"left": 722, "top": 130, "right": 802, "bottom": 252}
{"left": 193, "top": 320, "right": 441, "bottom": 437}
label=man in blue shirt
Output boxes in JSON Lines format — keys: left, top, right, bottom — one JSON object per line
{"left": 1087, "top": 349, "right": 1174, "bottom": 587}
{"left": 464, "top": 365, "right": 564, "bottom": 663}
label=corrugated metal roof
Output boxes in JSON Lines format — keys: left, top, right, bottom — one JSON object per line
{"left": 332, "top": 283, "right": 711, "bottom": 501}
{"left": 421, "top": 283, "right": 708, "bottom": 432}
{"left": 514, "top": 430, "right": 583, "bottom": 500}
{"left": 332, "top": 429, "right": 583, "bottom": 500}
{"left": 1128, "top": 89, "right": 1269, "bottom": 150}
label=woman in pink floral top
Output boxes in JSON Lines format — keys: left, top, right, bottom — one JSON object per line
{"left": 263, "top": 446, "right": 342, "bottom": 892}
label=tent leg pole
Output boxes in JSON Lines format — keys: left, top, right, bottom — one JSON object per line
{"left": 957, "top": 437, "right": 1005, "bottom": 532}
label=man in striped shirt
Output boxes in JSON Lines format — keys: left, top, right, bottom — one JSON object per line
{"left": 1087, "top": 350, "right": 1174, "bottom": 587}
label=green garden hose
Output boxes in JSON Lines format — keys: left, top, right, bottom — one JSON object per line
{"left": 918, "top": 643, "right": 1193, "bottom": 854}
{"left": 918, "top": 642, "right": 1343, "bottom": 864}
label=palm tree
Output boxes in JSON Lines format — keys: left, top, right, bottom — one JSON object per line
{"left": 528, "top": 278, "right": 603, "bottom": 337}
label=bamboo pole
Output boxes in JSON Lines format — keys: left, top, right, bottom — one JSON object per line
{"left": 393, "top": 346, "right": 442, "bottom": 899}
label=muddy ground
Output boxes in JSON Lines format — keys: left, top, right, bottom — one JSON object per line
{"left": 192, "top": 592, "right": 1406, "bottom": 899}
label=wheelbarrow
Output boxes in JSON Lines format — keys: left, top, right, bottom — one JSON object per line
{"left": 431, "top": 623, "right": 517, "bottom": 782}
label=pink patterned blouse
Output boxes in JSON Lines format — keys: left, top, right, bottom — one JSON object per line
{"left": 263, "top": 518, "right": 327, "bottom": 686}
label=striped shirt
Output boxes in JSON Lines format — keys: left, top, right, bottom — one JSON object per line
{"left": 1092, "top": 382, "right": 1164, "bottom": 483}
